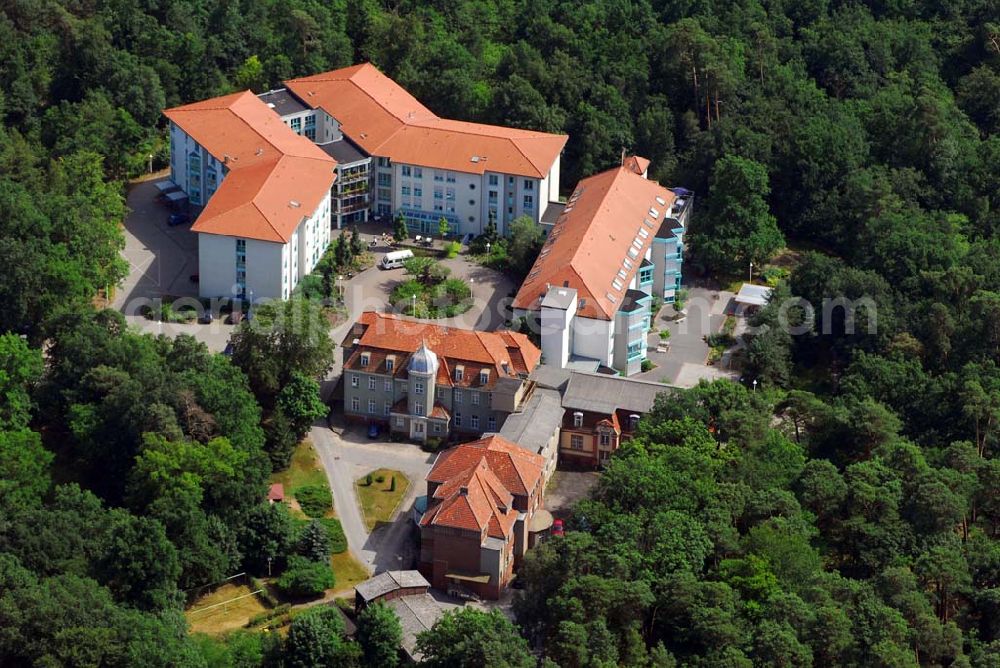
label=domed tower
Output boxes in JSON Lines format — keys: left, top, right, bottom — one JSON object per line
{"left": 407, "top": 341, "right": 438, "bottom": 417}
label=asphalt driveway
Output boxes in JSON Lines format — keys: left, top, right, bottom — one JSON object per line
{"left": 311, "top": 420, "right": 436, "bottom": 574}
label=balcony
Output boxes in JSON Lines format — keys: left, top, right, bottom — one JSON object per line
{"left": 335, "top": 201, "right": 370, "bottom": 214}
{"left": 338, "top": 181, "right": 369, "bottom": 196}
{"left": 338, "top": 169, "right": 370, "bottom": 186}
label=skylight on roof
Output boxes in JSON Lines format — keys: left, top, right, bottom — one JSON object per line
{"left": 606, "top": 293, "right": 618, "bottom": 304}
{"left": 638, "top": 228, "right": 649, "bottom": 239}
{"left": 648, "top": 207, "right": 659, "bottom": 218}
{"left": 643, "top": 218, "right": 655, "bottom": 228}
{"left": 623, "top": 258, "right": 634, "bottom": 270}
{"left": 617, "top": 268, "right": 627, "bottom": 280}
{"left": 655, "top": 196, "right": 666, "bottom": 206}
{"left": 612, "top": 278, "right": 624, "bottom": 291}
{"left": 628, "top": 247, "right": 639, "bottom": 259}
{"left": 632, "top": 238, "right": 643, "bottom": 250}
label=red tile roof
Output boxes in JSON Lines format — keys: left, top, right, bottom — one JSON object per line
{"left": 268, "top": 483, "right": 284, "bottom": 501}
{"left": 624, "top": 155, "right": 650, "bottom": 176}
{"left": 285, "top": 64, "right": 567, "bottom": 178}
{"left": 343, "top": 312, "right": 540, "bottom": 384}
{"left": 164, "top": 91, "right": 337, "bottom": 242}
{"left": 420, "top": 435, "right": 543, "bottom": 538}
{"left": 513, "top": 164, "right": 675, "bottom": 320}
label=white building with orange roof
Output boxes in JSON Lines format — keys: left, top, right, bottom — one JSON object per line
{"left": 263, "top": 63, "right": 566, "bottom": 237}
{"left": 339, "top": 312, "right": 541, "bottom": 443}
{"left": 512, "top": 159, "right": 693, "bottom": 376}
{"left": 164, "top": 91, "right": 337, "bottom": 301}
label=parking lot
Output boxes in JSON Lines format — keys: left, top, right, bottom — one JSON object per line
{"left": 113, "top": 177, "right": 233, "bottom": 351}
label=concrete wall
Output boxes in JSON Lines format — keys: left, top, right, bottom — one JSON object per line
{"left": 571, "top": 316, "right": 613, "bottom": 367}
{"left": 540, "top": 301, "right": 575, "bottom": 368}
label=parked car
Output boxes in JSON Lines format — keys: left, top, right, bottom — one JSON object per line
{"left": 552, "top": 519, "right": 565, "bottom": 537}
{"left": 168, "top": 213, "right": 190, "bottom": 226}
{"left": 198, "top": 311, "right": 214, "bottom": 325}
{"left": 367, "top": 423, "right": 380, "bottom": 439}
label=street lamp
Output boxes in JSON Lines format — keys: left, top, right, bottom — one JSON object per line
{"left": 411, "top": 294, "right": 416, "bottom": 315}
{"left": 486, "top": 241, "right": 491, "bottom": 256}
{"left": 749, "top": 261, "right": 754, "bottom": 284}
{"left": 148, "top": 153, "right": 154, "bottom": 174}
{"left": 752, "top": 378, "right": 758, "bottom": 393}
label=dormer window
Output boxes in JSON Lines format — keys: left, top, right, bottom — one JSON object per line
{"left": 455, "top": 366, "right": 464, "bottom": 381}
{"left": 479, "top": 370, "right": 489, "bottom": 385}
{"left": 360, "top": 353, "right": 370, "bottom": 367}
{"left": 628, "top": 414, "right": 640, "bottom": 431}
{"left": 573, "top": 411, "right": 583, "bottom": 428}
{"left": 386, "top": 356, "right": 395, "bottom": 372}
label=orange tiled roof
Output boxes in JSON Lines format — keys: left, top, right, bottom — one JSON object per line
{"left": 427, "top": 434, "right": 544, "bottom": 498}
{"left": 285, "top": 64, "right": 567, "bottom": 178}
{"left": 164, "top": 91, "right": 337, "bottom": 243}
{"left": 420, "top": 435, "right": 543, "bottom": 538}
{"left": 624, "top": 155, "right": 651, "bottom": 176}
{"left": 344, "top": 312, "right": 541, "bottom": 382}
{"left": 513, "top": 164, "right": 676, "bottom": 320}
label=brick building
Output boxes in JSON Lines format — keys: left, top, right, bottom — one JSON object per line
{"left": 341, "top": 312, "right": 541, "bottom": 443}
{"left": 417, "top": 435, "right": 546, "bottom": 600}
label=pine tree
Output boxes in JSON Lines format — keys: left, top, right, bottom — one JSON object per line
{"left": 298, "top": 519, "right": 331, "bottom": 562}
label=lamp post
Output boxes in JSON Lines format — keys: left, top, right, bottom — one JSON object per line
{"left": 148, "top": 153, "right": 154, "bottom": 174}
{"left": 486, "top": 241, "right": 491, "bottom": 256}
{"left": 411, "top": 294, "right": 416, "bottom": 316}
{"left": 749, "top": 261, "right": 753, "bottom": 284}
{"left": 752, "top": 378, "right": 758, "bottom": 393}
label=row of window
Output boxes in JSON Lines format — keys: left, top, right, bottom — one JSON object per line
{"left": 349, "top": 396, "right": 496, "bottom": 430}
{"left": 350, "top": 373, "right": 483, "bottom": 405}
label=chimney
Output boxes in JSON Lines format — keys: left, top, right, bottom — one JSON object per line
{"left": 459, "top": 486, "right": 468, "bottom": 496}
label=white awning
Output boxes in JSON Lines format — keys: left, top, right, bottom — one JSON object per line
{"left": 735, "top": 283, "right": 772, "bottom": 307}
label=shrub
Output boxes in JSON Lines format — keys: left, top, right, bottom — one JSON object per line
{"left": 722, "top": 315, "right": 737, "bottom": 337}
{"left": 444, "top": 240, "right": 461, "bottom": 258}
{"left": 659, "top": 329, "right": 671, "bottom": 340}
{"left": 297, "top": 520, "right": 331, "bottom": 562}
{"left": 293, "top": 485, "right": 332, "bottom": 518}
{"left": 365, "top": 474, "right": 373, "bottom": 486}
{"left": 422, "top": 437, "right": 444, "bottom": 453}
{"left": 276, "top": 555, "right": 335, "bottom": 598}
{"left": 706, "top": 332, "right": 737, "bottom": 349}
{"left": 250, "top": 577, "right": 280, "bottom": 608}
{"left": 389, "top": 476, "right": 396, "bottom": 492}
{"left": 375, "top": 474, "right": 385, "bottom": 484}
{"left": 641, "top": 359, "right": 655, "bottom": 372}
{"left": 320, "top": 518, "right": 348, "bottom": 554}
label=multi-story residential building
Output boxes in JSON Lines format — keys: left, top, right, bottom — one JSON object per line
{"left": 558, "top": 371, "right": 666, "bottom": 468}
{"left": 418, "top": 435, "right": 547, "bottom": 600}
{"left": 261, "top": 63, "right": 566, "bottom": 236}
{"left": 340, "top": 312, "right": 541, "bottom": 443}
{"left": 258, "top": 87, "right": 372, "bottom": 230}
{"left": 511, "top": 159, "right": 692, "bottom": 376}
{"left": 164, "top": 91, "right": 337, "bottom": 300}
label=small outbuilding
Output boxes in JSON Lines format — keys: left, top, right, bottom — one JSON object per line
{"left": 267, "top": 483, "right": 284, "bottom": 504}
{"left": 734, "top": 283, "right": 773, "bottom": 316}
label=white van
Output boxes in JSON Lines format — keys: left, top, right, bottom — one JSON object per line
{"left": 380, "top": 249, "right": 413, "bottom": 270}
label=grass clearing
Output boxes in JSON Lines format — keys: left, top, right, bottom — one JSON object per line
{"left": 331, "top": 551, "right": 371, "bottom": 592}
{"left": 271, "top": 440, "right": 327, "bottom": 492}
{"left": 185, "top": 583, "right": 269, "bottom": 636}
{"left": 355, "top": 469, "right": 409, "bottom": 530}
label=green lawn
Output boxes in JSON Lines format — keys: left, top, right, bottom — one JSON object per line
{"left": 270, "top": 440, "right": 327, "bottom": 492}
{"left": 355, "top": 469, "right": 409, "bottom": 530}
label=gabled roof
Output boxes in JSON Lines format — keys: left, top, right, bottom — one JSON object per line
{"left": 285, "top": 64, "right": 567, "bottom": 178}
{"left": 513, "top": 164, "right": 676, "bottom": 320}
{"left": 420, "top": 435, "right": 544, "bottom": 538}
{"left": 164, "top": 91, "right": 337, "bottom": 243}
{"left": 343, "top": 312, "right": 541, "bottom": 383}
{"left": 561, "top": 371, "right": 670, "bottom": 415}
{"left": 624, "top": 155, "right": 651, "bottom": 176}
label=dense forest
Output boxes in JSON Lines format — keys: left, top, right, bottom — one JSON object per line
{"left": 1, "top": 0, "right": 999, "bottom": 665}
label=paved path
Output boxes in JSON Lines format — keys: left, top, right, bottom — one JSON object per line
{"left": 311, "top": 421, "right": 436, "bottom": 574}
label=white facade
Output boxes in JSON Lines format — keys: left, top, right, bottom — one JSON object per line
{"left": 197, "top": 191, "right": 331, "bottom": 301}
{"left": 170, "top": 123, "right": 225, "bottom": 207}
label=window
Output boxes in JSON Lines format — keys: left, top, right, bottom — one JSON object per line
{"left": 599, "top": 432, "right": 611, "bottom": 446}
{"left": 471, "top": 392, "right": 479, "bottom": 406}
{"left": 469, "top": 183, "right": 476, "bottom": 190}
{"left": 509, "top": 176, "right": 515, "bottom": 185}
{"left": 434, "top": 171, "right": 444, "bottom": 182}
{"left": 368, "top": 377, "right": 376, "bottom": 390}
{"left": 384, "top": 402, "right": 391, "bottom": 416}
{"left": 469, "top": 199, "right": 476, "bottom": 206}
{"left": 401, "top": 165, "right": 411, "bottom": 177}
{"left": 573, "top": 411, "right": 583, "bottom": 428}
{"left": 401, "top": 185, "right": 411, "bottom": 196}
{"left": 455, "top": 367, "right": 464, "bottom": 381}
{"left": 488, "top": 416, "right": 496, "bottom": 431}
{"left": 570, "top": 435, "right": 584, "bottom": 450}
{"left": 434, "top": 187, "right": 443, "bottom": 200}
{"left": 396, "top": 416, "right": 404, "bottom": 427}
{"left": 454, "top": 413, "right": 462, "bottom": 427}
{"left": 368, "top": 399, "right": 376, "bottom": 414}
{"left": 414, "top": 381, "right": 424, "bottom": 395}
{"left": 351, "top": 375, "right": 359, "bottom": 388}
{"left": 386, "top": 358, "right": 394, "bottom": 372}
{"left": 290, "top": 117, "right": 302, "bottom": 134}
{"left": 523, "top": 195, "right": 534, "bottom": 211}
{"left": 377, "top": 173, "right": 392, "bottom": 187}
{"left": 628, "top": 414, "right": 640, "bottom": 431}
{"left": 445, "top": 188, "right": 455, "bottom": 201}
{"left": 488, "top": 174, "right": 499, "bottom": 186}
{"left": 524, "top": 179, "right": 534, "bottom": 190}
{"left": 415, "top": 422, "right": 424, "bottom": 434}
{"left": 360, "top": 353, "right": 370, "bottom": 367}
{"left": 479, "top": 370, "right": 489, "bottom": 384}
{"left": 384, "top": 379, "right": 392, "bottom": 392}
{"left": 414, "top": 401, "right": 424, "bottom": 416}
{"left": 414, "top": 186, "right": 422, "bottom": 198}
{"left": 446, "top": 172, "right": 456, "bottom": 183}
{"left": 413, "top": 167, "right": 422, "bottom": 178}
{"left": 471, "top": 415, "right": 479, "bottom": 430}
{"left": 351, "top": 397, "right": 359, "bottom": 411}
{"left": 488, "top": 191, "right": 498, "bottom": 203}
{"left": 454, "top": 390, "right": 462, "bottom": 404}
{"left": 434, "top": 423, "right": 442, "bottom": 433}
